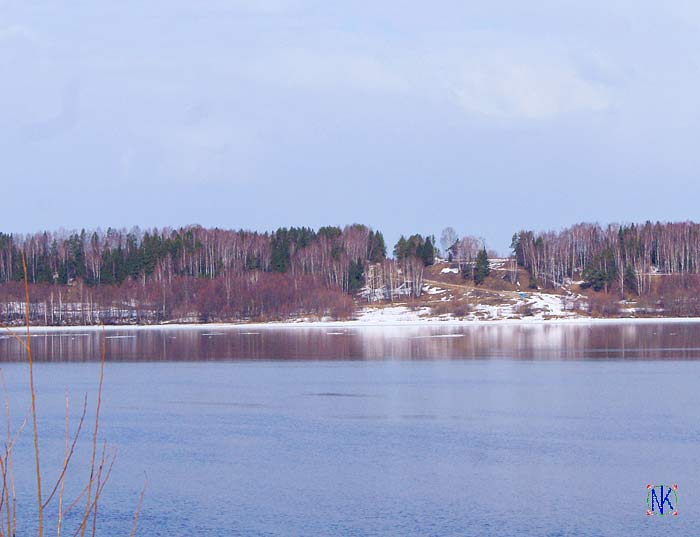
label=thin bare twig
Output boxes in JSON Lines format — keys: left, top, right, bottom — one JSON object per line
{"left": 130, "top": 475, "right": 148, "bottom": 537}
{"left": 62, "top": 483, "right": 90, "bottom": 519}
{"left": 0, "top": 452, "right": 9, "bottom": 537}
{"left": 8, "top": 268, "right": 144, "bottom": 536}
{"left": 90, "top": 442, "right": 107, "bottom": 537}
{"left": 79, "top": 325, "right": 106, "bottom": 537}
{"left": 73, "top": 449, "right": 115, "bottom": 537}
{"left": 57, "top": 388, "right": 69, "bottom": 537}
{"left": 21, "top": 254, "right": 43, "bottom": 536}
{"left": 3, "top": 392, "right": 20, "bottom": 537}
{"left": 0, "top": 369, "right": 11, "bottom": 537}
{"left": 43, "top": 394, "right": 88, "bottom": 510}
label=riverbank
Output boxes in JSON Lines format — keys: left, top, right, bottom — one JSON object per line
{"left": 5, "top": 314, "right": 700, "bottom": 333}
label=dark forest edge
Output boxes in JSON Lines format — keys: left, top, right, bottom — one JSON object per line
{"left": 2, "top": 221, "right": 700, "bottom": 325}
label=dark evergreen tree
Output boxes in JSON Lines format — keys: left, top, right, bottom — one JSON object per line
{"left": 367, "top": 231, "right": 387, "bottom": 263}
{"left": 393, "top": 236, "right": 408, "bottom": 259}
{"left": 511, "top": 233, "right": 526, "bottom": 266}
{"left": 271, "top": 228, "right": 291, "bottom": 272}
{"left": 288, "top": 226, "right": 316, "bottom": 248}
{"left": 407, "top": 234, "right": 424, "bottom": 259}
{"left": 624, "top": 264, "right": 638, "bottom": 295}
{"left": 64, "top": 232, "right": 87, "bottom": 281}
{"left": 474, "top": 248, "right": 491, "bottom": 285}
{"left": 317, "top": 226, "right": 342, "bottom": 240}
{"left": 348, "top": 258, "right": 365, "bottom": 293}
{"left": 393, "top": 233, "right": 436, "bottom": 265}
{"left": 420, "top": 236, "right": 435, "bottom": 266}
{"left": 581, "top": 248, "right": 617, "bottom": 292}
{"left": 528, "top": 273, "right": 539, "bottom": 289}
{"left": 142, "top": 232, "right": 162, "bottom": 277}
{"left": 125, "top": 233, "right": 142, "bottom": 280}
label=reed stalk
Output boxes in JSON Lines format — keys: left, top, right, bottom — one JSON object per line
{"left": 0, "top": 252, "right": 147, "bottom": 534}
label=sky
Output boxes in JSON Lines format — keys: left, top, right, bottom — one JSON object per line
{"left": 2, "top": 1, "right": 700, "bottom": 253}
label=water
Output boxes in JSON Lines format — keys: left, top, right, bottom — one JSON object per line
{"left": 0, "top": 322, "right": 698, "bottom": 535}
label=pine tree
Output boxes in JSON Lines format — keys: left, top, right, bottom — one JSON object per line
{"left": 511, "top": 233, "right": 525, "bottom": 266}
{"left": 582, "top": 248, "right": 617, "bottom": 292}
{"left": 367, "top": 231, "right": 387, "bottom": 263}
{"left": 375, "top": 232, "right": 386, "bottom": 261}
{"left": 271, "top": 228, "right": 291, "bottom": 272}
{"left": 421, "top": 236, "right": 435, "bottom": 266}
{"left": 624, "top": 264, "right": 638, "bottom": 295}
{"left": 528, "top": 273, "right": 539, "bottom": 289}
{"left": 348, "top": 258, "right": 365, "bottom": 292}
{"left": 318, "top": 226, "right": 342, "bottom": 240}
{"left": 474, "top": 248, "right": 491, "bottom": 285}
{"left": 393, "top": 236, "right": 408, "bottom": 259}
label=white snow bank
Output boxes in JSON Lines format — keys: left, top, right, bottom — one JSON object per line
{"left": 355, "top": 306, "right": 432, "bottom": 323}
{"left": 423, "top": 285, "right": 446, "bottom": 295}
{"left": 6, "top": 315, "right": 700, "bottom": 333}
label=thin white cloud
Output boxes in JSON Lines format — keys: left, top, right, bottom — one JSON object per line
{"left": 0, "top": 24, "right": 38, "bottom": 44}
{"left": 247, "top": 48, "right": 407, "bottom": 95}
{"left": 245, "top": 44, "right": 612, "bottom": 121}
{"left": 450, "top": 53, "right": 611, "bottom": 120}
{"left": 211, "top": 0, "right": 305, "bottom": 15}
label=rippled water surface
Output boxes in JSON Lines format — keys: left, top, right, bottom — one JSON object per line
{"left": 0, "top": 322, "right": 698, "bottom": 535}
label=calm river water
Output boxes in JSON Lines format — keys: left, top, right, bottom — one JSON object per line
{"left": 0, "top": 322, "right": 698, "bottom": 535}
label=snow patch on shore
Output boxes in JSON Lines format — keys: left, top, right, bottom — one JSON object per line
{"left": 6, "top": 315, "right": 700, "bottom": 334}
{"left": 470, "top": 292, "right": 577, "bottom": 320}
{"left": 355, "top": 306, "right": 432, "bottom": 323}
{"left": 423, "top": 285, "right": 446, "bottom": 295}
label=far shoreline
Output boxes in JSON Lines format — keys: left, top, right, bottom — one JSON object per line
{"left": 6, "top": 315, "right": 700, "bottom": 333}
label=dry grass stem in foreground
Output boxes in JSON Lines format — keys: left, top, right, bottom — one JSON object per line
{"left": 0, "top": 253, "right": 147, "bottom": 535}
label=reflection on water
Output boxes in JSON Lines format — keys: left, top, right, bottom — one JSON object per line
{"left": 2, "top": 322, "right": 700, "bottom": 361}
{"left": 1, "top": 324, "right": 699, "bottom": 535}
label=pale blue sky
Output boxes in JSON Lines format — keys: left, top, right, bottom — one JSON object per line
{"left": 2, "top": 1, "right": 700, "bottom": 252}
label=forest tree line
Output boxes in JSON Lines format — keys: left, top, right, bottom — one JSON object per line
{"left": 512, "top": 221, "right": 700, "bottom": 296}
{"left": 0, "top": 225, "right": 436, "bottom": 324}
{"left": 4, "top": 220, "right": 700, "bottom": 325}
